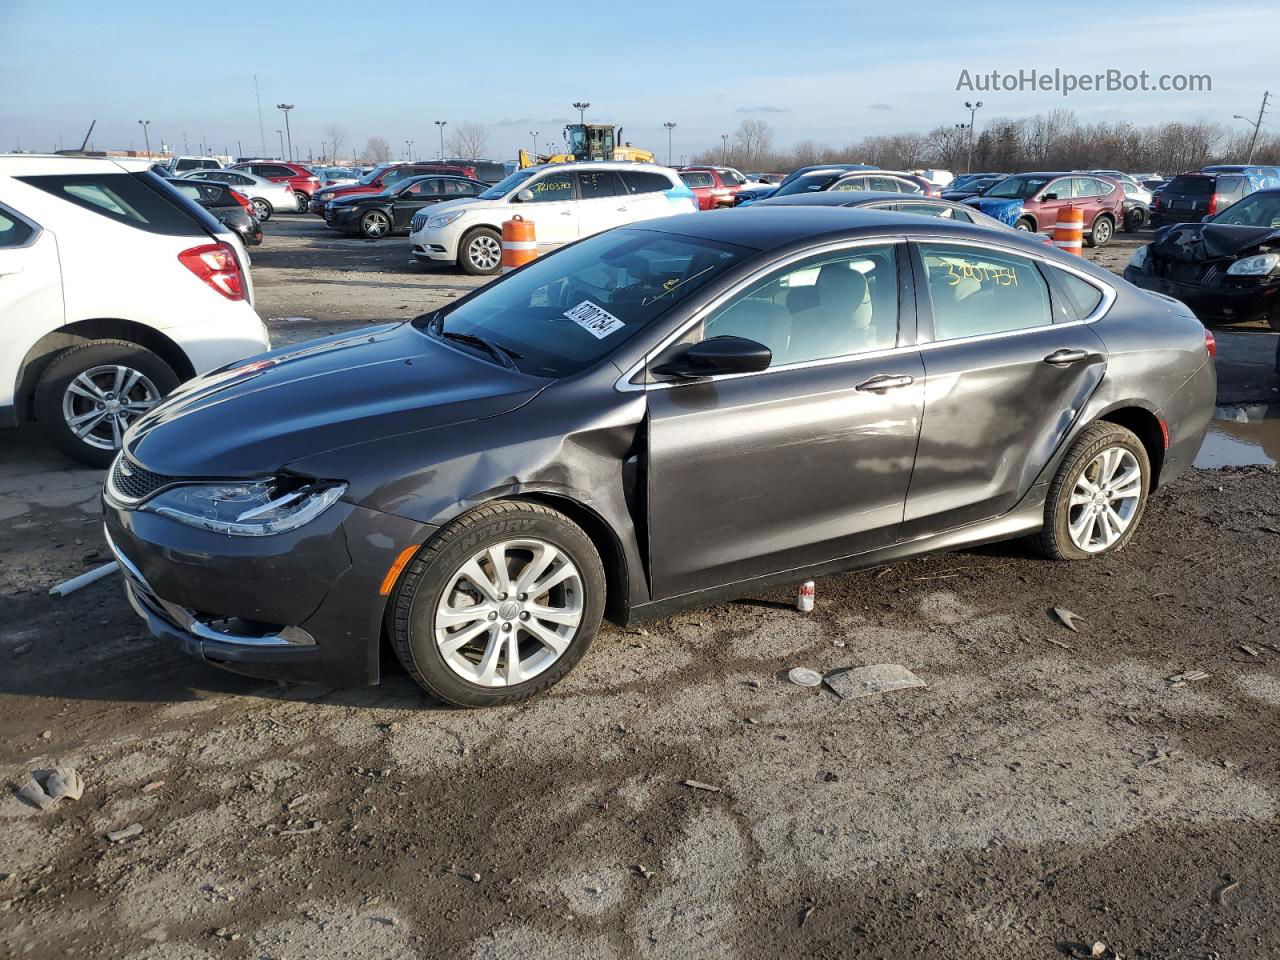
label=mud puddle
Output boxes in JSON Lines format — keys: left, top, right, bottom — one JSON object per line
{"left": 1195, "top": 404, "right": 1280, "bottom": 468}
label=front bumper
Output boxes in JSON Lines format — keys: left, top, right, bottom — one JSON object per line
{"left": 103, "top": 498, "right": 435, "bottom": 686}
{"left": 409, "top": 224, "right": 461, "bottom": 262}
{"left": 1124, "top": 266, "right": 1280, "bottom": 324}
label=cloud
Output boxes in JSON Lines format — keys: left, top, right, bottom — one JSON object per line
{"left": 869, "top": 102, "right": 893, "bottom": 111}
{"left": 736, "top": 105, "right": 789, "bottom": 114}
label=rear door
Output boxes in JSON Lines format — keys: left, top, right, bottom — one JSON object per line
{"left": 645, "top": 241, "right": 923, "bottom": 596}
{"left": 575, "top": 169, "right": 627, "bottom": 237}
{"left": 0, "top": 203, "right": 63, "bottom": 410}
{"left": 902, "top": 241, "right": 1107, "bottom": 536}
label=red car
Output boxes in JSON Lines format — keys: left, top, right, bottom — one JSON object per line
{"left": 307, "top": 162, "right": 478, "bottom": 215}
{"left": 678, "top": 166, "right": 747, "bottom": 210}
{"left": 230, "top": 161, "right": 321, "bottom": 212}
{"left": 965, "top": 172, "right": 1124, "bottom": 246}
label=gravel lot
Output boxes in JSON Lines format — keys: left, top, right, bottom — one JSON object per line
{"left": 3, "top": 212, "right": 1280, "bottom": 960}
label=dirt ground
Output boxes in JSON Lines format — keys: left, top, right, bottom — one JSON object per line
{"left": 3, "top": 212, "right": 1280, "bottom": 960}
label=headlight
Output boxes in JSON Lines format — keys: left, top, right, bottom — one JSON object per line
{"left": 427, "top": 210, "right": 466, "bottom": 229}
{"left": 1226, "top": 253, "right": 1280, "bottom": 276}
{"left": 1128, "top": 245, "right": 1148, "bottom": 270}
{"left": 143, "top": 478, "right": 346, "bottom": 536}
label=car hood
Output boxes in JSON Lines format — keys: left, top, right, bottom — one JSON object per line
{"left": 316, "top": 183, "right": 377, "bottom": 200}
{"left": 124, "top": 322, "right": 548, "bottom": 478}
{"left": 1150, "top": 222, "right": 1280, "bottom": 262}
{"left": 963, "top": 197, "right": 1024, "bottom": 226}
{"left": 329, "top": 191, "right": 393, "bottom": 207}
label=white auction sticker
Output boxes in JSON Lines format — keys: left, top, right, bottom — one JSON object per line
{"left": 564, "top": 300, "right": 624, "bottom": 339}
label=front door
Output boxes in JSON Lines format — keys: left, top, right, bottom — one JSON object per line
{"left": 512, "top": 170, "right": 578, "bottom": 245}
{"left": 1032, "top": 176, "right": 1075, "bottom": 233}
{"left": 391, "top": 179, "right": 441, "bottom": 231}
{"left": 646, "top": 242, "right": 924, "bottom": 598}
{"left": 902, "top": 241, "right": 1108, "bottom": 537}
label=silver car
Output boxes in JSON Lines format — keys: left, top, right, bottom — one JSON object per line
{"left": 180, "top": 169, "right": 295, "bottom": 221}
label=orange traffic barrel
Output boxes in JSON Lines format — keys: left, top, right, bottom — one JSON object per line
{"left": 1053, "top": 205, "right": 1084, "bottom": 256}
{"left": 501, "top": 216, "right": 536, "bottom": 273}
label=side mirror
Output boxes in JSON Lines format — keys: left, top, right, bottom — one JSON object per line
{"left": 653, "top": 336, "right": 772, "bottom": 378}
{"left": 515, "top": 188, "right": 534, "bottom": 202}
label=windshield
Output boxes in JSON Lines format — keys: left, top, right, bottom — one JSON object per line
{"left": 983, "top": 175, "right": 1052, "bottom": 199}
{"left": 1210, "top": 192, "right": 1280, "bottom": 228}
{"left": 478, "top": 167, "right": 538, "bottom": 200}
{"left": 771, "top": 172, "right": 842, "bottom": 197}
{"left": 358, "top": 163, "right": 391, "bottom": 185}
{"left": 421, "top": 229, "right": 752, "bottom": 377}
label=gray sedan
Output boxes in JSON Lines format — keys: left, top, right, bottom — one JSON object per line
{"left": 180, "top": 169, "right": 295, "bottom": 221}
{"left": 102, "top": 208, "right": 1215, "bottom": 706}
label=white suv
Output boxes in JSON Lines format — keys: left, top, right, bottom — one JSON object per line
{"left": 0, "top": 156, "right": 270, "bottom": 466}
{"left": 409, "top": 162, "right": 698, "bottom": 275}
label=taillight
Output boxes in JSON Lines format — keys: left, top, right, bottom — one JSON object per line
{"left": 1151, "top": 193, "right": 1161, "bottom": 210}
{"left": 229, "top": 190, "right": 252, "bottom": 213}
{"left": 178, "top": 242, "right": 246, "bottom": 301}
{"left": 1207, "top": 193, "right": 1220, "bottom": 215}
{"left": 1204, "top": 328, "right": 1217, "bottom": 357}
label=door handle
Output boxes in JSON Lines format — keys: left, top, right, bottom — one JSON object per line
{"left": 0, "top": 265, "right": 22, "bottom": 277}
{"left": 855, "top": 374, "right": 915, "bottom": 392}
{"left": 1043, "top": 348, "right": 1097, "bottom": 365}
{"left": 616, "top": 207, "right": 629, "bottom": 212}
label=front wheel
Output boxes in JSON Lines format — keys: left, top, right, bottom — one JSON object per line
{"left": 1032, "top": 422, "right": 1150, "bottom": 561}
{"left": 389, "top": 501, "right": 606, "bottom": 707}
{"left": 458, "top": 227, "right": 503, "bottom": 275}
{"left": 1086, "top": 215, "right": 1114, "bottom": 247}
{"left": 360, "top": 210, "right": 392, "bottom": 239}
{"left": 1123, "top": 207, "right": 1146, "bottom": 232}
{"left": 251, "top": 198, "right": 272, "bottom": 221}
{"left": 1015, "top": 217, "right": 1035, "bottom": 232}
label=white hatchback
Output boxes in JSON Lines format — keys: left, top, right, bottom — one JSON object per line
{"left": 0, "top": 156, "right": 270, "bottom": 466}
{"left": 409, "top": 162, "right": 698, "bottom": 275}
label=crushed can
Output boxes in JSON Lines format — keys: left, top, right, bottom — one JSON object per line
{"left": 796, "top": 580, "right": 815, "bottom": 613}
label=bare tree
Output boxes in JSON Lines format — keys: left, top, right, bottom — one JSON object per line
{"left": 323, "top": 125, "right": 348, "bottom": 163}
{"left": 733, "top": 119, "right": 775, "bottom": 168}
{"left": 362, "top": 136, "right": 392, "bottom": 164}
{"left": 445, "top": 123, "right": 490, "bottom": 159}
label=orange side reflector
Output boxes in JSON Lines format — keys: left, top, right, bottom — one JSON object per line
{"left": 379, "top": 545, "right": 420, "bottom": 596}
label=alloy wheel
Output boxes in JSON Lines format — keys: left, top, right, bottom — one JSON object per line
{"left": 469, "top": 235, "right": 502, "bottom": 271}
{"left": 433, "top": 539, "right": 584, "bottom": 687}
{"left": 1067, "top": 446, "right": 1142, "bottom": 553}
{"left": 61, "top": 364, "right": 161, "bottom": 452}
{"left": 362, "top": 212, "right": 390, "bottom": 238}
{"left": 1094, "top": 218, "right": 1112, "bottom": 244}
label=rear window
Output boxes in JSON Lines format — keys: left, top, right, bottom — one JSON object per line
{"left": 1046, "top": 266, "right": 1105, "bottom": 321}
{"left": 680, "top": 171, "right": 714, "bottom": 188}
{"left": 18, "top": 172, "right": 215, "bottom": 236}
{"left": 620, "top": 170, "right": 675, "bottom": 194}
{"left": 1167, "top": 176, "right": 1212, "bottom": 195}
{"left": 0, "top": 206, "right": 36, "bottom": 247}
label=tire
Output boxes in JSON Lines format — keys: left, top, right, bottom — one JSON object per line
{"left": 1015, "top": 217, "right": 1035, "bottom": 232}
{"left": 1122, "top": 207, "right": 1145, "bottom": 232}
{"left": 34, "top": 340, "right": 180, "bottom": 467}
{"left": 1086, "top": 215, "right": 1114, "bottom": 248}
{"left": 458, "top": 227, "right": 503, "bottom": 275}
{"left": 389, "top": 500, "right": 606, "bottom": 707}
{"left": 360, "top": 210, "right": 392, "bottom": 240}
{"left": 295, "top": 193, "right": 309, "bottom": 213}
{"left": 1031, "top": 421, "right": 1151, "bottom": 561}
{"left": 251, "top": 198, "right": 272, "bottom": 221}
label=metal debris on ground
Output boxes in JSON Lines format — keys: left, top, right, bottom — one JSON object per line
{"left": 140, "top": 780, "right": 165, "bottom": 793}
{"left": 1214, "top": 877, "right": 1241, "bottom": 906}
{"left": 105, "top": 823, "right": 143, "bottom": 843}
{"left": 787, "top": 667, "right": 822, "bottom": 687}
{"left": 823, "top": 664, "right": 926, "bottom": 701}
{"left": 799, "top": 905, "right": 815, "bottom": 927}
{"left": 1052, "top": 607, "right": 1085, "bottom": 632}
{"left": 1168, "top": 670, "right": 1211, "bottom": 688}
{"left": 795, "top": 580, "right": 815, "bottom": 612}
{"left": 1136, "top": 748, "right": 1176, "bottom": 768}
{"left": 48, "top": 561, "right": 119, "bottom": 597}
{"left": 1239, "top": 644, "right": 1260, "bottom": 657}
{"left": 681, "top": 779, "right": 721, "bottom": 793}
{"left": 279, "top": 820, "right": 322, "bottom": 836}
{"left": 1044, "top": 636, "right": 1073, "bottom": 651}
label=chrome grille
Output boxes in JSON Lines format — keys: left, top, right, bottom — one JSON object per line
{"left": 108, "top": 453, "right": 173, "bottom": 504}
{"left": 410, "top": 211, "right": 428, "bottom": 233}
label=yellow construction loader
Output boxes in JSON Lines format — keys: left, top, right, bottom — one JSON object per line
{"left": 519, "top": 123, "right": 655, "bottom": 168}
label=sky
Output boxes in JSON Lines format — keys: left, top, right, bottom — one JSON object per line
{"left": 1, "top": 0, "right": 1272, "bottom": 164}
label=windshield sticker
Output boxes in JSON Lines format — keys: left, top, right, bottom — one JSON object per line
{"left": 565, "top": 300, "right": 625, "bottom": 339}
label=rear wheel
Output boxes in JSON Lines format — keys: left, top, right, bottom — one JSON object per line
{"left": 360, "top": 210, "right": 392, "bottom": 239}
{"left": 1086, "top": 215, "right": 1114, "bottom": 247}
{"left": 295, "top": 192, "right": 309, "bottom": 213}
{"left": 251, "top": 198, "right": 272, "bottom": 221}
{"left": 458, "top": 227, "right": 503, "bottom": 275}
{"left": 389, "top": 501, "right": 606, "bottom": 707}
{"left": 1032, "top": 422, "right": 1150, "bottom": 561}
{"left": 34, "top": 340, "right": 179, "bottom": 467}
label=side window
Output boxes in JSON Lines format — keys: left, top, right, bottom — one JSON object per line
{"left": 918, "top": 244, "right": 1052, "bottom": 341}
{"left": 577, "top": 170, "right": 621, "bottom": 199}
{"left": 1045, "top": 265, "right": 1106, "bottom": 321}
{"left": 895, "top": 202, "right": 954, "bottom": 218}
{"left": 680, "top": 171, "right": 714, "bottom": 189}
{"left": 0, "top": 207, "right": 36, "bottom": 247}
{"left": 523, "top": 174, "right": 574, "bottom": 203}
{"left": 1043, "top": 178, "right": 1073, "bottom": 200}
{"left": 444, "top": 179, "right": 480, "bottom": 196}
{"left": 170, "top": 183, "right": 204, "bottom": 203}
{"left": 403, "top": 179, "right": 434, "bottom": 196}
{"left": 259, "top": 164, "right": 293, "bottom": 178}
{"left": 947, "top": 207, "right": 975, "bottom": 223}
{"left": 1219, "top": 176, "right": 1246, "bottom": 197}
{"left": 620, "top": 170, "right": 672, "bottom": 194}
{"left": 719, "top": 170, "right": 745, "bottom": 186}
{"left": 696, "top": 245, "right": 900, "bottom": 366}
{"left": 381, "top": 167, "right": 407, "bottom": 185}
{"left": 831, "top": 177, "right": 867, "bottom": 192}
{"left": 868, "top": 176, "right": 901, "bottom": 192}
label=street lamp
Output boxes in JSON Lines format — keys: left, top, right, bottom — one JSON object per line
{"left": 963, "top": 100, "right": 983, "bottom": 173}
{"left": 276, "top": 103, "right": 295, "bottom": 161}
{"left": 137, "top": 120, "right": 151, "bottom": 159}
{"left": 405, "top": 139, "right": 414, "bottom": 161}
{"left": 529, "top": 130, "right": 538, "bottom": 158}
{"left": 720, "top": 133, "right": 728, "bottom": 165}
{"left": 663, "top": 121, "right": 677, "bottom": 167}
{"left": 276, "top": 129, "right": 284, "bottom": 158}
{"left": 572, "top": 101, "right": 590, "bottom": 124}
{"left": 434, "top": 120, "right": 447, "bottom": 159}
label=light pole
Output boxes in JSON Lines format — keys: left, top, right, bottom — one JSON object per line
{"left": 663, "top": 122, "right": 676, "bottom": 166}
{"left": 276, "top": 103, "right": 295, "bottom": 161}
{"left": 137, "top": 120, "right": 151, "bottom": 159}
{"left": 1234, "top": 90, "right": 1270, "bottom": 163}
{"left": 434, "top": 120, "right": 447, "bottom": 159}
{"left": 529, "top": 130, "right": 538, "bottom": 158}
{"left": 572, "top": 101, "right": 590, "bottom": 125}
{"left": 276, "top": 129, "right": 285, "bottom": 158}
{"left": 963, "top": 100, "right": 982, "bottom": 173}
{"left": 405, "top": 139, "right": 414, "bottom": 161}
{"left": 720, "top": 133, "right": 728, "bottom": 165}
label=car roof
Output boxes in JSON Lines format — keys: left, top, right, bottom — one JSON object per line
{"left": 757, "top": 190, "right": 930, "bottom": 207}
{"left": 0, "top": 154, "right": 141, "bottom": 176}
{"left": 624, "top": 205, "right": 1053, "bottom": 254}
{"left": 523, "top": 161, "right": 674, "bottom": 174}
